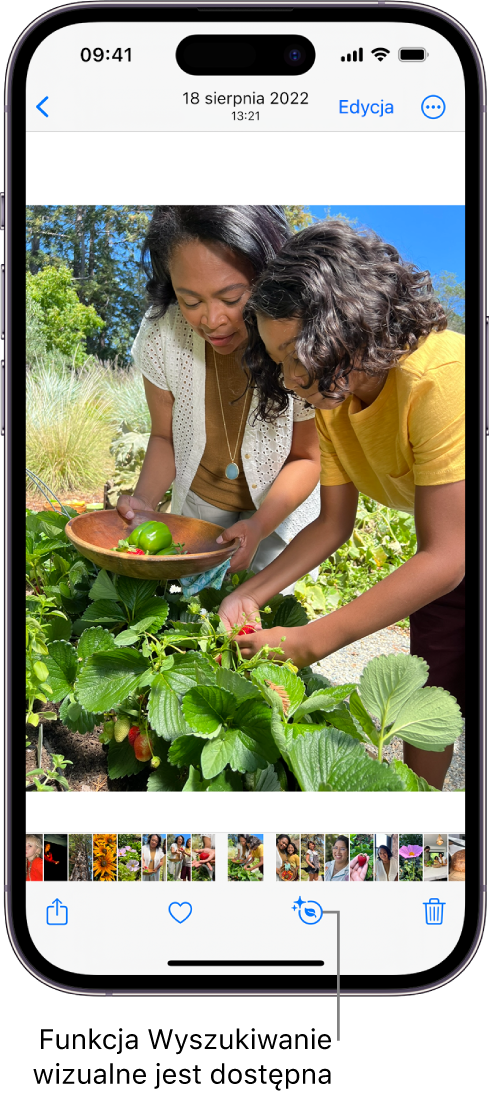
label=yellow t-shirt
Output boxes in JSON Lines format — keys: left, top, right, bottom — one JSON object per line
{"left": 251, "top": 844, "right": 264, "bottom": 860}
{"left": 316, "top": 330, "right": 465, "bottom": 514}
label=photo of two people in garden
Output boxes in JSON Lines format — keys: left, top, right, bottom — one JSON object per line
{"left": 25, "top": 203, "right": 464, "bottom": 795}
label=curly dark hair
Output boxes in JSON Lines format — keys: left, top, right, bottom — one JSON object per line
{"left": 243, "top": 220, "right": 447, "bottom": 421}
{"left": 377, "top": 844, "right": 393, "bottom": 860}
{"left": 147, "top": 834, "right": 162, "bottom": 849}
{"left": 143, "top": 205, "right": 291, "bottom": 317}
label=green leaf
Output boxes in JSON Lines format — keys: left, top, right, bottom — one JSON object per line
{"left": 147, "top": 755, "right": 187, "bottom": 791}
{"left": 201, "top": 731, "right": 235, "bottom": 779}
{"left": 270, "top": 709, "right": 290, "bottom": 758}
{"left": 234, "top": 697, "right": 279, "bottom": 763}
{"left": 390, "top": 759, "right": 440, "bottom": 792}
{"left": 323, "top": 705, "right": 368, "bottom": 742}
{"left": 206, "top": 769, "right": 243, "bottom": 791}
{"left": 287, "top": 726, "right": 406, "bottom": 791}
{"left": 227, "top": 730, "right": 267, "bottom": 774}
{"left": 116, "top": 576, "right": 159, "bottom": 612}
{"left": 131, "top": 597, "right": 169, "bottom": 632}
{"left": 182, "top": 765, "right": 209, "bottom": 791}
{"left": 81, "top": 600, "right": 127, "bottom": 625}
{"left": 59, "top": 697, "right": 98, "bottom": 735}
{"left": 107, "top": 737, "right": 147, "bottom": 779}
{"left": 251, "top": 663, "right": 305, "bottom": 716}
{"left": 349, "top": 690, "right": 379, "bottom": 746}
{"left": 114, "top": 630, "right": 140, "bottom": 647}
{"left": 294, "top": 684, "right": 355, "bottom": 720}
{"left": 271, "top": 595, "right": 309, "bottom": 628}
{"left": 182, "top": 686, "right": 237, "bottom": 738}
{"left": 33, "top": 660, "right": 49, "bottom": 682}
{"left": 148, "top": 672, "right": 190, "bottom": 741}
{"left": 387, "top": 686, "right": 463, "bottom": 751}
{"left": 168, "top": 734, "right": 203, "bottom": 768}
{"left": 43, "top": 640, "right": 78, "bottom": 702}
{"left": 215, "top": 668, "right": 261, "bottom": 701}
{"left": 44, "top": 614, "right": 72, "bottom": 642}
{"left": 159, "top": 631, "right": 199, "bottom": 651}
{"left": 300, "top": 668, "right": 333, "bottom": 695}
{"left": 359, "top": 653, "right": 428, "bottom": 727}
{"left": 77, "top": 626, "right": 116, "bottom": 659}
{"left": 88, "top": 570, "right": 120, "bottom": 602}
{"left": 164, "top": 652, "right": 210, "bottom": 694}
{"left": 77, "top": 649, "right": 150, "bottom": 712}
{"left": 254, "top": 764, "right": 282, "bottom": 791}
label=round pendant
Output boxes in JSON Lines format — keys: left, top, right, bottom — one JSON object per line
{"left": 225, "top": 462, "right": 240, "bottom": 480}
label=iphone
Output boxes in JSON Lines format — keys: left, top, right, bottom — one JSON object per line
{"left": 5, "top": 3, "right": 484, "bottom": 994}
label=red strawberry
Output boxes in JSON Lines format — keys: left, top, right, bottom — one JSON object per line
{"left": 238, "top": 624, "right": 257, "bottom": 636}
{"left": 357, "top": 854, "right": 367, "bottom": 867}
{"left": 128, "top": 726, "right": 139, "bottom": 746}
{"left": 214, "top": 653, "right": 222, "bottom": 665}
{"left": 199, "top": 850, "right": 211, "bottom": 860}
{"left": 128, "top": 547, "right": 145, "bottom": 556}
{"left": 133, "top": 734, "right": 152, "bottom": 762}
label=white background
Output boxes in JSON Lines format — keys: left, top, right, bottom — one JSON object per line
{"left": 2, "top": 2, "right": 486, "bottom": 1093}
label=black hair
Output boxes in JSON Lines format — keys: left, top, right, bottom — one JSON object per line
{"left": 377, "top": 844, "right": 393, "bottom": 860}
{"left": 143, "top": 206, "right": 292, "bottom": 318}
{"left": 276, "top": 834, "right": 291, "bottom": 846}
{"left": 286, "top": 841, "right": 298, "bottom": 855}
{"left": 147, "top": 834, "right": 162, "bottom": 849}
{"left": 248, "top": 836, "right": 261, "bottom": 850}
{"left": 175, "top": 835, "right": 185, "bottom": 845}
{"left": 243, "top": 219, "right": 447, "bottom": 421}
{"left": 335, "top": 836, "right": 349, "bottom": 848}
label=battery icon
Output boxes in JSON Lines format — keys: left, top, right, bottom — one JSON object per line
{"left": 399, "top": 48, "right": 428, "bottom": 61}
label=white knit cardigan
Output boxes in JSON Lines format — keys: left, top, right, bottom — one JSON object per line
{"left": 131, "top": 305, "right": 320, "bottom": 543}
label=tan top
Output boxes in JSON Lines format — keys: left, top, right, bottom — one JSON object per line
{"left": 191, "top": 343, "right": 254, "bottom": 511}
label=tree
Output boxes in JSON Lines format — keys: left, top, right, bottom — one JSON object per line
{"left": 433, "top": 271, "right": 465, "bottom": 333}
{"left": 26, "top": 206, "right": 153, "bottom": 363}
{"left": 26, "top": 265, "right": 104, "bottom": 363}
{"left": 283, "top": 205, "right": 313, "bottom": 231}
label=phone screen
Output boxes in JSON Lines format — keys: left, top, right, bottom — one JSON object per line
{"left": 9, "top": 5, "right": 482, "bottom": 994}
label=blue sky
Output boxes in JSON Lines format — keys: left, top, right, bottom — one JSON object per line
{"left": 307, "top": 206, "right": 465, "bottom": 282}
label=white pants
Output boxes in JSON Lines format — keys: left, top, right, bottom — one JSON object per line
{"left": 182, "top": 489, "right": 319, "bottom": 595}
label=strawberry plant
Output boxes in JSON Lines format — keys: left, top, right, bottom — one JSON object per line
{"left": 26, "top": 508, "right": 464, "bottom": 793}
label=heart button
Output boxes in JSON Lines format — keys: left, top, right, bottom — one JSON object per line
{"left": 168, "top": 901, "right": 192, "bottom": 924}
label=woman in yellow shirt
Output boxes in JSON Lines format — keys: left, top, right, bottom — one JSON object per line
{"left": 243, "top": 836, "right": 264, "bottom": 874}
{"left": 220, "top": 221, "right": 465, "bottom": 789}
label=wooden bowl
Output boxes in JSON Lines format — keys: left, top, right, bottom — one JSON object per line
{"left": 65, "top": 509, "right": 239, "bottom": 579}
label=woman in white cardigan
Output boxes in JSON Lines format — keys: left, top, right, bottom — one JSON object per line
{"left": 118, "top": 207, "right": 320, "bottom": 574}
{"left": 142, "top": 834, "right": 165, "bottom": 882}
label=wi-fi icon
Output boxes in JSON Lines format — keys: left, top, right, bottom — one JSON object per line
{"left": 371, "top": 47, "right": 390, "bottom": 61}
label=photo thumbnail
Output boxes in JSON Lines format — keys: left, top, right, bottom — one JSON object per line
{"left": 167, "top": 834, "right": 192, "bottom": 881}
{"left": 117, "top": 835, "right": 142, "bottom": 881}
{"left": 448, "top": 834, "right": 465, "bottom": 881}
{"left": 69, "top": 834, "right": 92, "bottom": 881}
{"left": 142, "top": 835, "right": 166, "bottom": 881}
{"left": 324, "top": 835, "right": 349, "bottom": 881}
{"left": 228, "top": 835, "right": 264, "bottom": 880}
{"left": 374, "top": 834, "right": 399, "bottom": 882}
{"left": 349, "top": 834, "right": 373, "bottom": 881}
{"left": 25, "top": 834, "right": 43, "bottom": 881}
{"left": 399, "top": 835, "right": 424, "bottom": 881}
{"left": 92, "top": 834, "right": 117, "bottom": 882}
{"left": 301, "top": 835, "right": 324, "bottom": 881}
{"left": 25, "top": 204, "right": 464, "bottom": 796}
{"left": 423, "top": 834, "right": 448, "bottom": 882}
{"left": 192, "top": 835, "right": 216, "bottom": 881}
{"left": 276, "top": 833, "right": 300, "bottom": 881}
{"left": 43, "top": 834, "right": 68, "bottom": 882}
